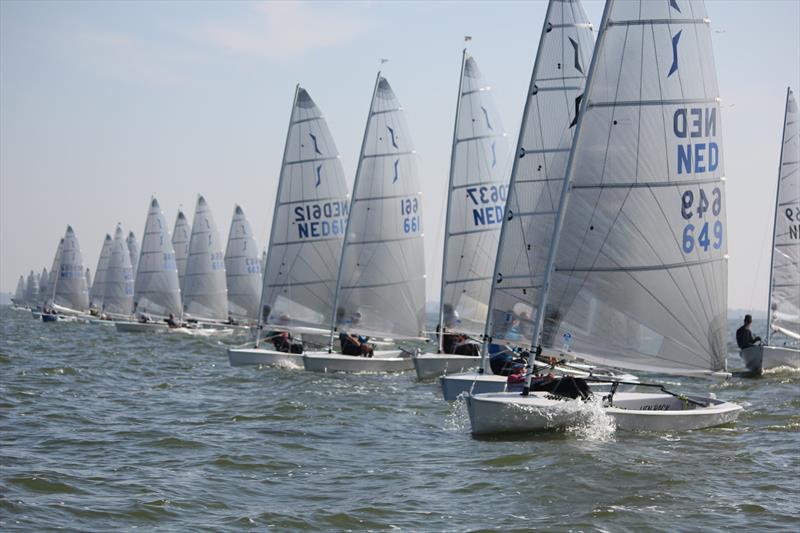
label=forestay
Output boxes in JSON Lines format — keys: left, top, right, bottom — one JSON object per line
{"left": 261, "top": 87, "right": 349, "bottom": 331}
{"left": 133, "top": 198, "right": 182, "bottom": 318}
{"left": 224, "top": 205, "right": 262, "bottom": 321}
{"left": 332, "top": 75, "right": 426, "bottom": 339}
{"left": 439, "top": 53, "right": 509, "bottom": 339}
{"left": 55, "top": 226, "right": 90, "bottom": 312}
{"left": 127, "top": 231, "right": 140, "bottom": 282}
{"left": 487, "top": 0, "right": 595, "bottom": 348}
{"left": 767, "top": 88, "right": 800, "bottom": 342}
{"left": 89, "top": 234, "right": 113, "bottom": 309}
{"left": 183, "top": 195, "right": 228, "bottom": 321}
{"left": 103, "top": 225, "right": 134, "bottom": 315}
{"left": 537, "top": 0, "right": 728, "bottom": 374}
{"left": 172, "top": 211, "right": 190, "bottom": 293}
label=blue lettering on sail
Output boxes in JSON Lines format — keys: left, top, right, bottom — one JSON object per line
{"left": 466, "top": 185, "right": 507, "bottom": 226}
{"left": 668, "top": 30, "right": 682, "bottom": 77}
{"left": 293, "top": 200, "right": 349, "bottom": 240}
{"left": 309, "top": 132, "right": 321, "bottom": 155}
{"left": 674, "top": 107, "right": 719, "bottom": 175}
{"left": 315, "top": 164, "right": 322, "bottom": 188}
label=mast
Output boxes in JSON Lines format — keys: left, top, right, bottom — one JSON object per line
{"left": 255, "top": 85, "right": 300, "bottom": 348}
{"left": 438, "top": 49, "right": 468, "bottom": 353}
{"left": 521, "top": 0, "right": 613, "bottom": 395}
{"left": 766, "top": 86, "right": 793, "bottom": 345}
{"left": 327, "top": 71, "right": 383, "bottom": 352}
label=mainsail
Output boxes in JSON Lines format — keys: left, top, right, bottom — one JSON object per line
{"left": 103, "top": 225, "right": 134, "bottom": 315}
{"left": 89, "top": 234, "right": 113, "bottom": 309}
{"left": 13, "top": 276, "right": 24, "bottom": 304}
{"left": 260, "top": 87, "right": 349, "bottom": 331}
{"left": 25, "top": 270, "right": 39, "bottom": 306}
{"left": 127, "top": 231, "right": 140, "bottom": 282}
{"left": 531, "top": 0, "right": 728, "bottom": 375}
{"left": 46, "top": 238, "right": 63, "bottom": 305}
{"left": 172, "top": 211, "right": 190, "bottom": 293}
{"left": 487, "top": 0, "right": 595, "bottom": 348}
{"left": 331, "top": 75, "right": 426, "bottom": 339}
{"left": 767, "top": 87, "right": 800, "bottom": 342}
{"left": 133, "top": 198, "right": 182, "bottom": 317}
{"left": 38, "top": 267, "right": 48, "bottom": 305}
{"left": 182, "top": 195, "right": 228, "bottom": 321}
{"left": 439, "top": 52, "right": 509, "bottom": 340}
{"left": 55, "top": 226, "right": 90, "bottom": 312}
{"left": 224, "top": 205, "right": 262, "bottom": 321}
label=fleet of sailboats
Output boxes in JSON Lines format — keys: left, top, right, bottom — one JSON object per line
{"left": 11, "top": 0, "right": 797, "bottom": 437}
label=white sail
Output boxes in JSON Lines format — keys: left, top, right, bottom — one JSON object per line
{"left": 261, "top": 87, "right": 349, "bottom": 331}
{"left": 183, "top": 195, "right": 228, "bottom": 321}
{"left": 127, "top": 231, "right": 140, "bottom": 282}
{"left": 24, "top": 270, "right": 39, "bottom": 306}
{"left": 89, "top": 234, "right": 113, "bottom": 309}
{"left": 224, "top": 205, "right": 262, "bottom": 321}
{"left": 46, "top": 238, "right": 63, "bottom": 305}
{"left": 55, "top": 226, "right": 90, "bottom": 312}
{"left": 133, "top": 198, "right": 182, "bottom": 318}
{"left": 38, "top": 267, "right": 48, "bottom": 305}
{"left": 487, "top": 0, "right": 595, "bottom": 348}
{"left": 103, "top": 225, "right": 134, "bottom": 315}
{"left": 172, "top": 211, "right": 190, "bottom": 293}
{"left": 440, "top": 53, "right": 510, "bottom": 339}
{"left": 332, "top": 75, "right": 426, "bottom": 339}
{"left": 13, "top": 275, "right": 24, "bottom": 304}
{"left": 531, "top": 0, "right": 728, "bottom": 374}
{"left": 767, "top": 88, "right": 800, "bottom": 342}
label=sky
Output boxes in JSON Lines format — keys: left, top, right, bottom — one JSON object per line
{"left": 1, "top": 0, "right": 799, "bottom": 313}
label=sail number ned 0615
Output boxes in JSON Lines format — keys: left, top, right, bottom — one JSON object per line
{"left": 400, "top": 197, "right": 420, "bottom": 234}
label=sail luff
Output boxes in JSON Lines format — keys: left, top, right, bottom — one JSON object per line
{"left": 438, "top": 49, "right": 468, "bottom": 352}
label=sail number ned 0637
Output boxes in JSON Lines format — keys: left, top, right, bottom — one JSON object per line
{"left": 680, "top": 187, "right": 722, "bottom": 253}
{"left": 400, "top": 197, "right": 420, "bottom": 234}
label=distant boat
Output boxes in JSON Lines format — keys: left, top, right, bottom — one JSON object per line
{"left": 43, "top": 225, "right": 90, "bottom": 319}
{"left": 115, "top": 198, "right": 183, "bottom": 332}
{"left": 224, "top": 205, "right": 262, "bottom": 324}
{"left": 182, "top": 195, "right": 228, "bottom": 323}
{"left": 126, "top": 231, "right": 140, "bottom": 282}
{"left": 740, "top": 87, "right": 800, "bottom": 372}
{"left": 467, "top": 0, "right": 742, "bottom": 435}
{"left": 89, "top": 234, "right": 112, "bottom": 311}
{"left": 37, "top": 267, "right": 48, "bottom": 308}
{"left": 303, "top": 74, "right": 427, "bottom": 373}
{"left": 24, "top": 270, "right": 39, "bottom": 309}
{"left": 172, "top": 210, "right": 190, "bottom": 294}
{"left": 101, "top": 224, "right": 135, "bottom": 318}
{"left": 412, "top": 51, "right": 509, "bottom": 380}
{"left": 12, "top": 275, "right": 25, "bottom": 308}
{"left": 229, "top": 86, "right": 350, "bottom": 367}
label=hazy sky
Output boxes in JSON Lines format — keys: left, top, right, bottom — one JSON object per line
{"left": 1, "top": 0, "right": 798, "bottom": 312}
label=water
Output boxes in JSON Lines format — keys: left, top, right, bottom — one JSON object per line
{"left": 1, "top": 307, "right": 798, "bottom": 531}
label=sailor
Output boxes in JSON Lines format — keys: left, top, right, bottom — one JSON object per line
{"left": 339, "top": 312, "right": 373, "bottom": 357}
{"left": 489, "top": 344, "right": 527, "bottom": 375}
{"left": 165, "top": 313, "right": 180, "bottom": 328}
{"left": 735, "top": 314, "right": 761, "bottom": 350}
{"left": 452, "top": 334, "right": 479, "bottom": 356}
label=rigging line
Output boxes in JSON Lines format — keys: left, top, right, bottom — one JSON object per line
{"left": 607, "top": 18, "right": 709, "bottom": 27}
{"left": 571, "top": 177, "right": 723, "bottom": 190}
{"left": 291, "top": 115, "right": 323, "bottom": 125}
{"left": 588, "top": 97, "right": 717, "bottom": 108}
{"left": 284, "top": 155, "right": 340, "bottom": 166}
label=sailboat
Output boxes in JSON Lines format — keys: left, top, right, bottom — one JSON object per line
{"left": 115, "top": 198, "right": 183, "bottom": 332}
{"left": 412, "top": 52, "right": 510, "bottom": 380}
{"left": 303, "top": 74, "right": 427, "bottom": 373}
{"left": 89, "top": 234, "right": 112, "bottom": 311}
{"left": 228, "top": 86, "right": 350, "bottom": 367}
{"left": 24, "top": 270, "right": 39, "bottom": 309}
{"left": 101, "top": 224, "right": 135, "bottom": 318}
{"left": 181, "top": 195, "right": 229, "bottom": 324}
{"left": 740, "top": 87, "right": 800, "bottom": 372}
{"left": 172, "top": 211, "right": 190, "bottom": 294}
{"left": 224, "top": 205, "right": 262, "bottom": 324}
{"left": 467, "top": 0, "right": 742, "bottom": 435}
{"left": 127, "top": 231, "right": 140, "bottom": 282}
{"left": 43, "top": 226, "right": 90, "bottom": 320}
{"left": 12, "top": 275, "right": 25, "bottom": 308}
{"left": 36, "top": 267, "right": 49, "bottom": 310}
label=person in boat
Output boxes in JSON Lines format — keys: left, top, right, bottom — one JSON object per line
{"left": 267, "top": 330, "right": 303, "bottom": 354}
{"left": 137, "top": 312, "right": 151, "bottom": 324}
{"left": 226, "top": 315, "right": 239, "bottom": 326}
{"left": 165, "top": 313, "right": 180, "bottom": 328}
{"left": 736, "top": 314, "right": 762, "bottom": 350}
{"left": 451, "top": 334, "right": 479, "bottom": 356}
{"left": 339, "top": 311, "right": 373, "bottom": 357}
{"left": 489, "top": 344, "right": 528, "bottom": 376}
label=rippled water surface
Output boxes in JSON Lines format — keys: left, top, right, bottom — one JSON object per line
{"left": 1, "top": 307, "right": 798, "bottom": 531}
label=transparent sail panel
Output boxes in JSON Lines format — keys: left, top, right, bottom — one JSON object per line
{"left": 55, "top": 226, "right": 89, "bottom": 312}
{"left": 172, "top": 211, "right": 190, "bottom": 294}
{"left": 133, "top": 198, "right": 182, "bottom": 317}
{"left": 769, "top": 89, "right": 800, "bottom": 342}
{"left": 489, "top": 0, "right": 595, "bottom": 347}
{"left": 183, "top": 196, "right": 228, "bottom": 321}
{"left": 544, "top": 0, "right": 728, "bottom": 373}
{"left": 334, "top": 77, "right": 426, "bottom": 339}
{"left": 262, "top": 87, "right": 349, "bottom": 331}
{"left": 441, "top": 54, "right": 509, "bottom": 338}
{"left": 89, "top": 235, "right": 112, "bottom": 309}
{"left": 224, "top": 205, "right": 262, "bottom": 321}
{"left": 103, "top": 225, "right": 134, "bottom": 315}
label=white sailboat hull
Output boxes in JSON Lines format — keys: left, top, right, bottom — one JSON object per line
{"left": 740, "top": 345, "right": 800, "bottom": 373}
{"left": 412, "top": 353, "right": 480, "bottom": 380}
{"left": 303, "top": 351, "right": 412, "bottom": 373}
{"left": 115, "top": 320, "right": 169, "bottom": 333}
{"left": 227, "top": 347, "right": 304, "bottom": 368}
{"left": 467, "top": 391, "right": 742, "bottom": 436}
